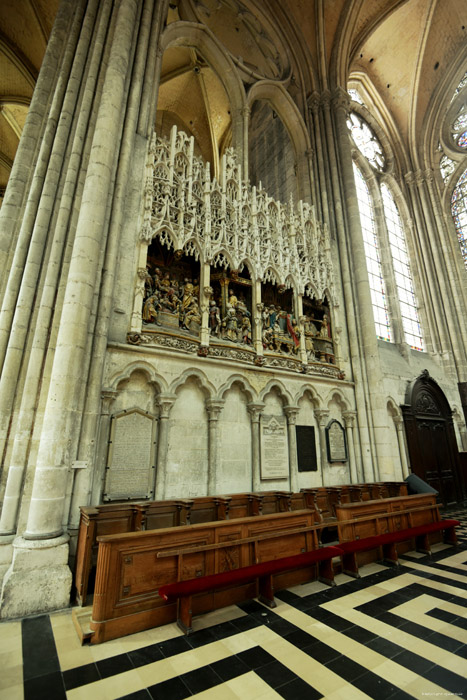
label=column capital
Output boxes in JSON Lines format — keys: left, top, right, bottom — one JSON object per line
{"left": 101, "top": 390, "right": 118, "bottom": 412}
{"left": 206, "top": 399, "right": 225, "bottom": 421}
{"left": 314, "top": 409, "right": 330, "bottom": 426}
{"left": 307, "top": 91, "right": 321, "bottom": 114}
{"left": 284, "top": 406, "right": 300, "bottom": 424}
{"left": 157, "top": 393, "right": 177, "bottom": 418}
{"left": 247, "top": 402, "right": 265, "bottom": 422}
{"left": 393, "top": 414, "right": 404, "bottom": 429}
{"left": 342, "top": 410, "right": 357, "bottom": 428}
{"left": 331, "top": 86, "right": 350, "bottom": 114}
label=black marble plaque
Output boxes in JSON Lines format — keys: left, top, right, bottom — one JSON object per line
{"left": 296, "top": 425, "right": 317, "bottom": 472}
{"left": 325, "top": 419, "right": 347, "bottom": 462}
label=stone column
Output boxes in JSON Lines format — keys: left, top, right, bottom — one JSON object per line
{"left": 284, "top": 407, "right": 300, "bottom": 492}
{"left": 253, "top": 282, "right": 264, "bottom": 359}
{"left": 242, "top": 105, "right": 250, "bottom": 178}
{"left": 206, "top": 400, "right": 225, "bottom": 494}
{"left": 247, "top": 402, "right": 265, "bottom": 491}
{"left": 343, "top": 410, "right": 358, "bottom": 483}
{"left": 199, "top": 262, "right": 212, "bottom": 349}
{"left": 394, "top": 415, "right": 410, "bottom": 479}
{"left": 320, "top": 88, "right": 376, "bottom": 480}
{"left": 314, "top": 409, "right": 329, "bottom": 485}
{"left": 154, "top": 394, "right": 176, "bottom": 500}
{"left": 0, "top": 0, "right": 142, "bottom": 620}
{"left": 453, "top": 408, "right": 467, "bottom": 451}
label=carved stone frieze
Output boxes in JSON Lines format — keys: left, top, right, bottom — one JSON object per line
{"left": 141, "top": 126, "right": 334, "bottom": 301}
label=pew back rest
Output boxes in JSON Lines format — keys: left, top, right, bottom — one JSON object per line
{"left": 335, "top": 493, "right": 439, "bottom": 543}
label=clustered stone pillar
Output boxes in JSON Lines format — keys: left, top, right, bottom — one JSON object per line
{"left": 0, "top": 0, "right": 153, "bottom": 618}
{"left": 393, "top": 416, "right": 410, "bottom": 480}
{"left": 314, "top": 409, "right": 329, "bottom": 485}
{"left": 206, "top": 400, "right": 225, "bottom": 495}
{"left": 343, "top": 411, "right": 358, "bottom": 483}
{"left": 154, "top": 395, "right": 176, "bottom": 500}
{"left": 247, "top": 403, "right": 264, "bottom": 491}
{"left": 284, "top": 407, "right": 300, "bottom": 492}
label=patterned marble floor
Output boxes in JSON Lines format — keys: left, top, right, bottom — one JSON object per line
{"left": 1, "top": 509, "right": 467, "bottom": 700}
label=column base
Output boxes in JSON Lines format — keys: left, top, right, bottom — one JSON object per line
{"left": 0, "top": 534, "right": 72, "bottom": 619}
{"left": 0, "top": 535, "right": 15, "bottom": 588}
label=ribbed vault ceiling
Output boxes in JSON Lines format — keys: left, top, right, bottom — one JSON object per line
{"left": 0, "top": 0, "right": 465, "bottom": 200}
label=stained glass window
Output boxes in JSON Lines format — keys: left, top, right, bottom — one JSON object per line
{"left": 348, "top": 89, "right": 364, "bottom": 105}
{"left": 347, "top": 112, "right": 385, "bottom": 171}
{"left": 451, "top": 167, "right": 467, "bottom": 266}
{"left": 452, "top": 107, "right": 467, "bottom": 150}
{"left": 440, "top": 154, "right": 456, "bottom": 183}
{"left": 353, "top": 164, "right": 391, "bottom": 341}
{"left": 381, "top": 184, "right": 424, "bottom": 351}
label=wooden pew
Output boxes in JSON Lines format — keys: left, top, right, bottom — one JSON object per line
{"left": 187, "top": 495, "right": 232, "bottom": 523}
{"left": 84, "top": 509, "right": 329, "bottom": 644}
{"left": 159, "top": 545, "right": 343, "bottom": 634}
{"left": 335, "top": 493, "right": 459, "bottom": 576}
{"left": 133, "top": 499, "right": 193, "bottom": 530}
{"left": 257, "top": 491, "right": 292, "bottom": 514}
{"left": 222, "top": 493, "right": 263, "bottom": 518}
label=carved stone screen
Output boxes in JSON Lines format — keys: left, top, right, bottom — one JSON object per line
{"left": 260, "top": 415, "right": 289, "bottom": 479}
{"left": 104, "top": 409, "right": 156, "bottom": 501}
{"left": 296, "top": 426, "right": 317, "bottom": 472}
{"left": 325, "top": 419, "right": 347, "bottom": 462}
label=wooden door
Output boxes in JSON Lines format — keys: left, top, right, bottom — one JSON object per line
{"left": 401, "top": 370, "right": 463, "bottom": 506}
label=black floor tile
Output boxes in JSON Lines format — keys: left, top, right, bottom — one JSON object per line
{"left": 283, "top": 627, "right": 317, "bottom": 647}
{"left": 96, "top": 652, "right": 134, "bottom": 678}
{"left": 231, "top": 614, "right": 262, "bottom": 632}
{"left": 180, "top": 664, "right": 222, "bottom": 694}
{"left": 24, "top": 671, "right": 66, "bottom": 700}
{"left": 117, "top": 691, "right": 152, "bottom": 700}
{"left": 186, "top": 626, "right": 218, "bottom": 648}
{"left": 158, "top": 635, "right": 192, "bottom": 658}
{"left": 237, "top": 645, "right": 276, "bottom": 669}
{"left": 22, "top": 615, "right": 60, "bottom": 681}
{"left": 352, "top": 671, "right": 401, "bottom": 699}
{"left": 127, "top": 644, "right": 165, "bottom": 668}
{"left": 276, "top": 676, "right": 323, "bottom": 700}
{"left": 147, "top": 676, "right": 191, "bottom": 700}
{"left": 344, "top": 625, "right": 378, "bottom": 644}
{"left": 325, "top": 655, "right": 366, "bottom": 682}
{"left": 392, "top": 650, "right": 434, "bottom": 675}
{"left": 254, "top": 660, "right": 296, "bottom": 689}
{"left": 304, "top": 640, "right": 341, "bottom": 663}
{"left": 266, "top": 615, "right": 297, "bottom": 636}
{"left": 62, "top": 662, "right": 100, "bottom": 690}
{"left": 209, "top": 620, "right": 240, "bottom": 639}
{"left": 424, "top": 664, "right": 467, "bottom": 694}
{"left": 365, "top": 636, "right": 403, "bottom": 658}
{"left": 210, "top": 655, "right": 250, "bottom": 681}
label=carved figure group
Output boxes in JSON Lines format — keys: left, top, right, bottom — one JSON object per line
{"left": 142, "top": 265, "right": 201, "bottom": 334}
{"left": 261, "top": 303, "right": 300, "bottom": 355}
{"left": 220, "top": 290, "right": 252, "bottom": 345}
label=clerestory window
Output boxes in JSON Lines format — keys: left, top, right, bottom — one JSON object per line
{"left": 349, "top": 111, "right": 424, "bottom": 350}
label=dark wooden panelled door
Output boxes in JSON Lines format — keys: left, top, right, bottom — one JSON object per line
{"left": 401, "top": 370, "right": 464, "bottom": 506}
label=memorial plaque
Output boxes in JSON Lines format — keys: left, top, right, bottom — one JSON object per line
{"left": 296, "top": 426, "right": 317, "bottom": 472}
{"left": 260, "top": 415, "right": 289, "bottom": 479}
{"left": 325, "top": 419, "right": 347, "bottom": 462}
{"left": 104, "top": 409, "right": 156, "bottom": 500}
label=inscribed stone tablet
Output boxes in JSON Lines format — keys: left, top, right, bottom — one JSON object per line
{"left": 326, "top": 420, "right": 347, "bottom": 462}
{"left": 105, "top": 410, "right": 155, "bottom": 500}
{"left": 260, "top": 415, "right": 289, "bottom": 479}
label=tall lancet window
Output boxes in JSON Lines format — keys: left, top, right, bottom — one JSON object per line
{"left": 348, "top": 107, "right": 424, "bottom": 350}
{"left": 381, "top": 184, "right": 424, "bottom": 351}
{"left": 353, "top": 163, "right": 391, "bottom": 341}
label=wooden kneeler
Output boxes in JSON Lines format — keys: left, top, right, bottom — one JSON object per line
{"left": 159, "top": 545, "right": 343, "bottom": 634}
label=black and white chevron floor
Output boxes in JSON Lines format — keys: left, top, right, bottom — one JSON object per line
{"left": 2, "top": 509, "right": 467, "bottom": 700}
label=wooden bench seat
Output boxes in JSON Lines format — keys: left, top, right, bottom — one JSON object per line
{"left": 159, "top": 545, "right": 344, "bottom": 633}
